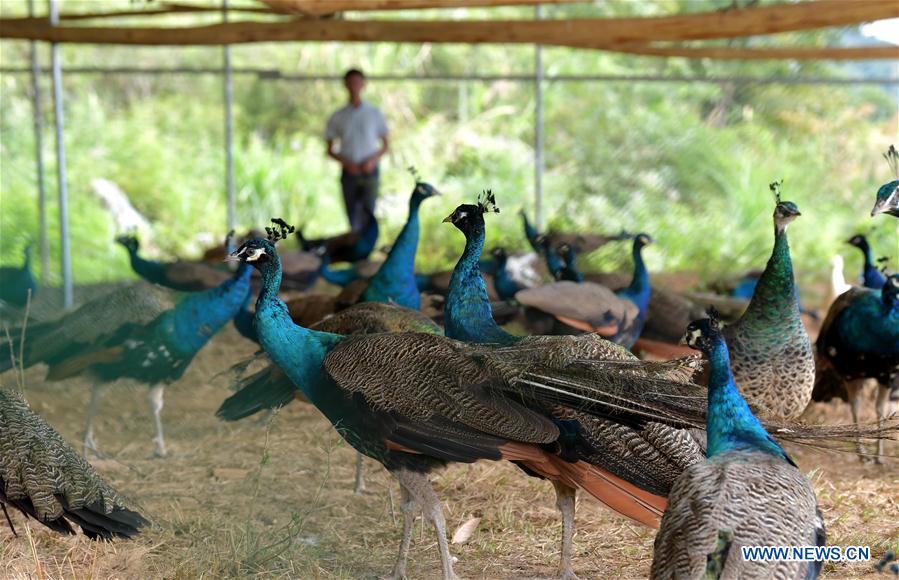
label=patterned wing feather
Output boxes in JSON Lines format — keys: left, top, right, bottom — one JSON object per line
{"left": 651, "top": 451, "right": 822, "bottom": 580}
{"left": 0, "top": 389, "right": 147, "bottom": 539}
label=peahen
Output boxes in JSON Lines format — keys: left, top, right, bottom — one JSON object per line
{"left": 117, "top": 234, "right": 230, "bottom": 292}
{"left": 443, "top": 195, "right": 710, "bottom": 577}
{"left": 720, "top": 183, "right": 814, "bottom": 420}
{"left": 847, "top": 234, "right": 887, "bottom": 290}
{"left": 297, "top": 206, "right": 379, "bottom": 263}
{"left": 651, "top": 312, "right": 825, "bottom": 580}
{"left": 871, "top": 145, "right": 899, "bottom": 218}
{"left": 0, "top": 388, "right": 147, "bottom": 539}
{"left": 229, "top": 219, "right": 718, "bottom": 579}
{"left": 813, "top": 274, "right": 899, "bottom": 463}
{"left": 515, "top": 233, "right": 654, "bottom": 349}
{"left": 0, "top": 245, "right": 37, "bottom": 308}
{"left": 8, "top": 260, "right": 252, "bottom": 457}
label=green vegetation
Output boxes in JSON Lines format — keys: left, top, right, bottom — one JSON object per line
{"left": 1, "top": 0, "right": 896, "bottom": 288}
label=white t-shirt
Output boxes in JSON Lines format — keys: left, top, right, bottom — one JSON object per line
{"left": 325, "top": 101, "right": 389, "bottom": 164}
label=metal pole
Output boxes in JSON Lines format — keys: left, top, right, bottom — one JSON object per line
{"left": 48, "top": 0, "right": 72, "bottom": 308}
{"left": 28, "top": 0, "right": 49, "bottom": 285}
{"left": 534, "top": 5, "right": 545, "bottom": 230}
{"left": 223, "top": 0, "right": 236, "bottom": 234}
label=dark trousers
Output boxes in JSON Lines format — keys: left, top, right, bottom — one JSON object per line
{"left": 341, "top": 169, "right": 379, "bottom": 231}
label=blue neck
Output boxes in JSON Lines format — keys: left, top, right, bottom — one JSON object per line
{"left": 352, "top": 215, "right": 379, "bottom": 260}
{"left": 254, "top": 254, "right": 343, "bottom": 403}
{"left": 126, "top": 246, "right": 168, "bottom": 283}
{"left": 363, "top": 195, "right": 423, "bottom": 309}
{"left": 858, "top": 243, "right": 886, "bottom": 289}
{"left": 618, "top": 243, "right": 651, "bottom": 313}
{"left": 561, "top": 252, "right": 584, "bottom": 283}
{"left": 705, "top": 337, "right": 792, "bottom": 463}
{"left": 742, "top": 227, "right": 799, "bottom": 323}
{"left": 446, "top": 223, "right": 517, "bottom": 345}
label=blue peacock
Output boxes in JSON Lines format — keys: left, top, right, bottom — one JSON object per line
{"left": 4, "top": 250, "right": 252, "bottom": 456}
{"left": 651, "top": 311, "right": 825, "bottom": 579}
{"left": 0, "top": 244, "right": 37, "bottom": 307}
{"left": 871, "top": 145, "right": 899, "bottom": 218}
{"left": 846, "top": 233, "right": 887, "bottom": 290}
{"left": 230, "top": 217, "right": 723, "bottom": 579}
{"left": 117, "top": 233, "right": 231, "bottom": 292}
{"left": 814, "top": 273, "right": 899, "bottom": 463}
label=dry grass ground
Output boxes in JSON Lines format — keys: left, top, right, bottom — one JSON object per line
{"left": 1, "top": 327, "right": 897, "bottom": 579}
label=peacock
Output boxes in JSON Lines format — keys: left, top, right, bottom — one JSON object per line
{"left": 0, "top": 245, "right": 37, "bottom": 308}
{"left": 720, "top": 182, "right": 814, "bottom": 420}
{"left": 229, "top": 218, "right": 725, "bottom": 579}
{"left": 443, "top": 195, "right": 711, "bottom": 577}
{"left": 0, "top": 388, "right": 147, "bottom": 539}
{"left": 4, "top": 258, "right": 252, "bottom": 457}
{"left": 117, "top": 234, "right": 231, "bottom": 292}
{"left": 297, "top": 206, "right": 379, "bottom": 263}
{"left": 515, "top": 233, "right": 654, "bottom": 349}
{"left": 360, "top": 181, "right": 439, "bottom": 309}
{"left": 813, "top": 274, "right": 899, "bottom": 463}
{"left": 651, "top": 312, "right": 825, "bottom": 580}
{"left": 847, "top": 234, "right": 887, "bottom": 290}
{"left": 555, "top": 243, "right": 585, "bottom": 283}
{"left": 489, "top": 247, "right": 524, "bottom": 301}
{"left": 871, "top": 144, "right": 899, "bottom": 218}
{"left": 520, "top": 208, "right": 541, "bottom": 252}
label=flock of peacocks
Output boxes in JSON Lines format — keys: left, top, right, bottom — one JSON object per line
{"left": 0, "top": 146, "right": 897, "bottom": 579}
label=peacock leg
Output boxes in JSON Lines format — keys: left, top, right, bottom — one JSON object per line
{"left": 148, "top": 385, "right": 167, "bottom": 457}
{"left": 387, "top": 483, "right": 417, "bottom": 580}
{"left": 354, "top": 453, "right": 366, "bottom": 494}
{"left": 846, "top": 379, "right": 867, "bottom": 461}
{"left": 551, "top": 480, "right": 581, "bottom": 580}
{"left": 83, "top": 383, "right": 107, "bottom": 457}
{"left": 874, "top": 383, "right": 891, "bottom": 465}
{"left": 393, "top": 469, "right": 458, "bottom": 580}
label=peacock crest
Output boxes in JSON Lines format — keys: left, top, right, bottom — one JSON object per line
{"left": 477, "top": 190, "right": 500, "bottom": 215}
{"left": 883, "top": 145, "right": 898, "bottom": 179}
{"left": 769, "top": 179, "right": 784, "bottom": 204}
{"left": 266, "top": 218, "right": 295, "bottom": 244}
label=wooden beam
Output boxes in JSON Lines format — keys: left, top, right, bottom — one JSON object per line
{"left": 258, "top": 0, "right": 584, "bottom": 16}
{"left": 1, "top": 1, "right": 897, "bottom": 47}
{"left": 605, "top": 44, "right": 899, "bottom": 61}
{"left": 18, "top": 4, "right": 282, "bottom": 22}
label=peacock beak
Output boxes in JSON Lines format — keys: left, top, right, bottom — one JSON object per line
{"left": 442, "top": 214, "right": 454, "bottom": 223}
{"left": 225, "top": 249, "right": 243, "bottom": 262}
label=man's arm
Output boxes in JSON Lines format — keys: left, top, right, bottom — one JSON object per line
{"left": 360, "top": 135, "right": 389, "bottom": 174}
{"left": 327, "top": 138, "right": 360, "bottom": 175}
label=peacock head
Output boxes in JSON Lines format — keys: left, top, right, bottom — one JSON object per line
{"left": 490, "top": 247, "right": 508, "bottom": 262}
{"left": 115, "top": 234, "right": 139, "bottom": 252}
{"left": 883, "top": 274, "right": 899, "bottom": 306}
{"left": 872, "top": 145, "right": 899, "bottom": 217}
{"left": 228, "top": 218, "right": 294, "bottom": 268}
{"left": 633, "top": 233, "right": 653, "bottom": 250}
{"left": 846, "top": 234, "right": 869, "bottom": 251}
{"left": 411, "top": 182, "right": 441, "bottom": 204}
{"left": 443, "top": 190, "right": 499, "bottom": 235}
{"left": 683, "top": 308, "right": 724, "bottom": 354}
{"left": 557, "top": 243, "right": 577, "bottom": 262}
{"left": 769, "top": 180, "right": 801, "bottom": 230}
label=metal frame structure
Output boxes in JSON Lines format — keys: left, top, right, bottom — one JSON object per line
{"left": 8, "top": 5, "right": 897, "bottom": 305}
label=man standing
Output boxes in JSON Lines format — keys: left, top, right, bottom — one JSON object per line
{"left": 325, "top": 68, "right": 389, "bottom": 231}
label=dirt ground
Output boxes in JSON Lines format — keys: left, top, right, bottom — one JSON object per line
{"left": 1, "top": 325, "right": 897, "bottom": 579}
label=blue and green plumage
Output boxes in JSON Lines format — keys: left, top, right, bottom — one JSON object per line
{"left": 817, "top": 275, "right": 899, "bottom": 386}
{"left": 556, "top": 244, "right": 585, "bottom": 283}
{"left": 361, "top": 182, "right": 438, "bottom": 309}
{"left": 721, "top": 198, "right": 814, "bottom": 421}
{"left": 298, "top": 209, "right": 379, "bottom": 263}
{"left": 847, "top": 234, "right": 886, "bottom": 290}
{"left": 616, "top": 234, "right": 652, "bottom": 323}
{"left": 317, "top": 251, "right": 364, "bottom": 287}
{"left": 693, "top": 319, "right": 792, "bottom": 464}
{"left": 0, "top": 245, "right": 37, "bottom": 307}
{"left": 490, "top": 248, "right": 524, "bottom": 301}
{"left": 444, "top": 204, "right": 518, "bottom": 345}
{"left": 871, "top": 145, "right": 899, "bottom": 218}
{"left": 520, "top": 209, "right": 541, "bottom": 253}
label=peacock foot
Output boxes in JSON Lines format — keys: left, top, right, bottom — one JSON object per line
{"left": 558, "top": 568, "right": 581, "bottom": 580}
